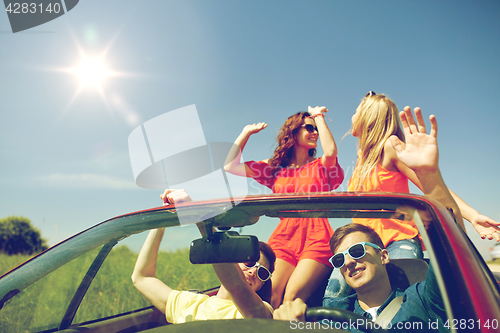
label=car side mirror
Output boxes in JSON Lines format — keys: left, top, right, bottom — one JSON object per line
{"left": 189, "top": 231, "right": 260, "bottom": 264}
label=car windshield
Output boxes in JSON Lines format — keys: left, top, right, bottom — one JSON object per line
{"left": 0, "top": 194, "right": 498, "bottom": 332}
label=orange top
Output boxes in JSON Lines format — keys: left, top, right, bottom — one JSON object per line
{"left": 348, "top": 163, "right": 419, "bottom": 247}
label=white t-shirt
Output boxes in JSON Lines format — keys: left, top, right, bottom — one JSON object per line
{"left": 365, "top": 306, "right": 381, "bottom": 321}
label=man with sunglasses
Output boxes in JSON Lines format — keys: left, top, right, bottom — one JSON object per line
{"left": 274, "top": 107, "right": 455, "bottom": 332}
{"left": 132, "top": 189, "right": 275, "bottom": 323}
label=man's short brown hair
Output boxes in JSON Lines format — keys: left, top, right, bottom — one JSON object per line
{"left": 329, "top": 224, "right": 385, "bottom": 254}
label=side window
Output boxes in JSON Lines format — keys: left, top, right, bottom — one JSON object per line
{"left": 74, "top": 230, "right": 220, "bottom": 325}
{"left": 0, "top": 247, "right": 102, "bottom": 333}
{"left": 0, "top": 227, "right": 223, "bottom": 331}
{"left": 74, "top": 244, "right": 151, "bottom": 324}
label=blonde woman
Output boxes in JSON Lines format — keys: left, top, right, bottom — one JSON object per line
{"left": 324, "top": 92, "right": 500, "bottom": 302}
{"left": 349, "top": 92, "right": 498, "bottom": 247}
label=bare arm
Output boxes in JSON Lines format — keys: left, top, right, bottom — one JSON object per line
{"left": 195, "top": 221, "right": 272, "bottom": 318}
{"left": 308, "top": 106, "right": 338, "bottom": 168}
{"left": 211, "top": 262, "right": 273, "bottom": 318}
{"left": 274, "top": 298, "right": 307, "bottom": 321}
{"left": 131, "top": 228, "right": 172, "bottom": 313}
{"left": 390, "top": 107, "right": 500, "bottom": 240}
{"left": 386, "top": 139, "right": 465, "bottom": 231}
{"left": 390, "top": 142, "right": 500, "bottom": 239}
{"left": 448, "top": 190, "right": 500, "bottom": 241}
{"left": 163, "top": 189, "right": 272, "bottom": 318}
{"left": 389, "top": 107, "right": 463, "bottom": 223}
{"left": 223, "top": 123, "right": 267, "bottom": 177}
{"left": 132, "top": 189, "right": 194, "bottom": 313}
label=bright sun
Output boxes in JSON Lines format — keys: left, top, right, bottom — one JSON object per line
{"left": 56, "top": 46, "right": 134, "bottom": 115}
{"left": 75, "top": 56, "right": 112, "bottom": 90}
{"left": 77, "top": 59, "right": 104, "bottom": 87}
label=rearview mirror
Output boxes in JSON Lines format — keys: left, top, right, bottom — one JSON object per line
{"left": 189, "top": 231, "right": 260, "bottom": 264}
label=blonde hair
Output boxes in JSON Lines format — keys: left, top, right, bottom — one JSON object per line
{"left": 349, "top": 94, "right": 405, "bottom": 191}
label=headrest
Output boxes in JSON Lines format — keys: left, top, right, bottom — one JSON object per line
{"left": 386, "top": 259, "right": 428, "bottom": 289}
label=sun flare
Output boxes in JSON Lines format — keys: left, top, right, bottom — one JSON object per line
{"left": 53, "top": 40, "right": 139, "bottom": 123}
{"left": 76, "top": 58, "right": 108, "bottom": 88}
{"left": 73, "top": 56, "right": 113, "bottom": 90}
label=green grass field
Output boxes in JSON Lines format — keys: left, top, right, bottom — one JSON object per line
{"left": 0, "top": 253, "right": 32, "bottom": 277}
{"left": 0, "top": 245, "right": 219, "bottom": 332}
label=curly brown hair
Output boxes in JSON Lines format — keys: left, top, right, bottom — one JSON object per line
{"left": 268, "top": 112, "right": 316, "bottom": 171}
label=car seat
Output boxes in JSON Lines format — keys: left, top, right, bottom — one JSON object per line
{"left": 386, "top": 258, "right": 429, "bottom": 289}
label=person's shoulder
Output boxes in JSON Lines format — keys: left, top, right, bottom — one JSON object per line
{"left": 383, "top": 138, "right": 398, "bottom": 158}
{"left": 381, "top": 138, "right": 400, "bottom": 169}
{"left": 173, "top": 290, "right": 209, "bottom": 302}
{"left": 309, "top": 157, "right": 323, "bottom": 166}
{"left": 245, "top": 159, "right": 271, "bottom": 171}
{"left": 246, "top": 159, "right": 270, "bottom": 166}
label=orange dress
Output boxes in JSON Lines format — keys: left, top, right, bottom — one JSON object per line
{"left": 245, "top": 158, "right": 344, "bottom": 266}
{"left": 348, "top": 163, "right": 419, "bottom": 247}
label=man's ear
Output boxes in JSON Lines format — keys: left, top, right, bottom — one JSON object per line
{"left": 380, "top": 249, "right": 390, "bottom": 265}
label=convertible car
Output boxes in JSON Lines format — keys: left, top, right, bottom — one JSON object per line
{"left": 1, "top": 192, "right": 499, "bottom": 333}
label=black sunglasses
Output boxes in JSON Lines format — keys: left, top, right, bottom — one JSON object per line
{"left": 243, "top": 262, "right": 272, "bottom": 282}
{"left": 301, "top": 124, "right": 318, "bottom": 134}
{"left": 329, "top": 242, "right": 381, "bottom": 269}
{"left": 365, "top": 91, "right": 376, "bottom": 97}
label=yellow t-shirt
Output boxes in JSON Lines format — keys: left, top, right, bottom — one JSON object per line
{"left": 165, "top": 290, "right": 273, "bottom": 323}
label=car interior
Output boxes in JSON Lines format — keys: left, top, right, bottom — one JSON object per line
{"left": 1, "top": 196, "right": 499, "bottom": 333}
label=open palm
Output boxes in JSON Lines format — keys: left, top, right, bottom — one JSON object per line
{"left": 390, "top": 107, "right": 439, "bottom": 171}
{"left": 244, "top": 122, "right": 267, "bottom": 135}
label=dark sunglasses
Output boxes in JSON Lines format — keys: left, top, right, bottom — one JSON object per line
{"left": 365, "top": 91, "right": 376, "bottom": 97}
{"left": 329, "top": 242, "right": 381, "bottom": 269}
{"left": 243, "top": 262, "right": 272, "bottom": 282}
{"left": 301, "top": 124, "right": 318, "bottom": 134}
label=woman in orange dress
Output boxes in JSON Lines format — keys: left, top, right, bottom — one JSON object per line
{"left": 224, "top": 106, "right": 344, "bottom": 308}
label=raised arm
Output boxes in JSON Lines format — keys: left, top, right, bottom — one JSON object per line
{"left": 308, "top": 106, "right": 338, "bottom": 168}
{"left": 161, "top": 189, "right": 272, "bottom": 318}
{"left": 389, "top": 107, "right": 462, "bottom": 222}
{"left": 195, "top": 216, "right": 272, "bottom": 318}
{"left": 132, "top": 189, "right": 195, "bottom": 312}
{"left": 131, "top": 228, "right": 172, "bottom": 313}
{"left": 390, "top": 107, "right": 500, "bottom": 240}
{"left": 211, "top": 262, "right": 273, "bottom": 318}
{"left": 223, "top": 123, "right": 267, "bottom": 177}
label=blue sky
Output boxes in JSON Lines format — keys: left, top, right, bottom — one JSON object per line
{"left": 1, "top": 0, "right": 499, "bottom": 258}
